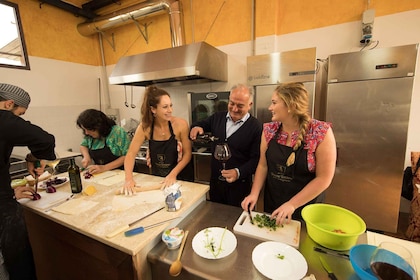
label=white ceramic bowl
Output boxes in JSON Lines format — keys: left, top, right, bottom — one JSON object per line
{"left": 162, "top": 227, "right": 184, "bottom": 250}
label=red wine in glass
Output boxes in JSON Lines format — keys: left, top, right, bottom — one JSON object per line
{"left": 370, "top": 242, "right": 416, "bottom": 280}
{"left": 371, "top": 262, "right": 413, "bottom": 280}
{"left": 214, "top": 143, "right": 232, "bottom": 181}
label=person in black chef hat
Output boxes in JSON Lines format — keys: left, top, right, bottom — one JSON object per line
{"left": 0, "top": 83, "right": 56, "bottom": 279}
{"left": 121, "top": 86, "right": 193, "bottom": 194}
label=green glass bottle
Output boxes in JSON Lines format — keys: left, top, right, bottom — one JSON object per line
{"left": 68, "top": 158, "right": 82, "bottom": 193}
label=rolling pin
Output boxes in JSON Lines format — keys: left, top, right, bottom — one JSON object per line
{"left": 114, "top": 184, "right": 162, "bottom": 195}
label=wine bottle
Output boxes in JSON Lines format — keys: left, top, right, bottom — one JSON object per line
{"left": 68, "top": 158, "right": 82, "bottom": 193}
{"left": 194, "top": 133, "right": 219, "bottom": 144}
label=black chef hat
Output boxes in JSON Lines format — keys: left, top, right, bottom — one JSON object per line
{"left": 0, "top": 83, "right": 31, "bottom": 108}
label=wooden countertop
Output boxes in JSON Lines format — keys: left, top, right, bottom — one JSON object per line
{"left": 21, "top": 170, "right": 209, "bottom": 256}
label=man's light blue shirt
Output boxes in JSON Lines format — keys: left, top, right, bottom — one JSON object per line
{"left": 226, "top": 112, "right": 250, "bottom": 138}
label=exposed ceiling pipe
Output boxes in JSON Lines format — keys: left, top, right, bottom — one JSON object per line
{"left": 77, "top": 0, "right": 185, "bottom": 47}
{"left": 251, "top": 0, "right": 255, "bottom": 56}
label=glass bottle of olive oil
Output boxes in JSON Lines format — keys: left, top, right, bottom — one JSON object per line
{"left": 68, "top": 158, "right": 82, "bottom": 193}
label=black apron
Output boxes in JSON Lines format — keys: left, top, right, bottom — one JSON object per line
{"left": 89, "top": 139, "right": 121, "bottom": 168}
{"left": 149, "top": 121, "right": 178, "bottom": 177}
{"left": 264, "top": 128, "right": 318, "bottom": 220}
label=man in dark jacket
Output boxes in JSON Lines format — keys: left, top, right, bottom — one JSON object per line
{"left": 0, "top": 83, "right": 56, "bottom": 279}
{"left": 190, "top": 84, "right": 262, "bottom": 207}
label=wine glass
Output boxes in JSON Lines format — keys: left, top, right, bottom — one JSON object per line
{"left": 213, "top": 143, "right": 232, "bottom": 181}
{"left": 370, "top": 242, "right": 417, "bottom": 280}
{"left": 45, "top": 152, "right": 61, "bottom": 176}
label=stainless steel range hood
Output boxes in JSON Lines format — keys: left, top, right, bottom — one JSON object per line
{"left": 109, "top": 41, "right": 228, "bottom": 86}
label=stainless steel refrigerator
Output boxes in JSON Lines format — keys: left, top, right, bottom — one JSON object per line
{"left": 247, "top": 47, "right": 327, "bottom": 122}
{"left": 325, "top": 44, "right": 418, "bottom": 232}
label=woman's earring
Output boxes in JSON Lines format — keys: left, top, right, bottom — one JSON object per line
{"left": 288, "top": 110, "right": 291, "bottom": 113}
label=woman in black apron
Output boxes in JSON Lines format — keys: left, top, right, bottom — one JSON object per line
{"left": 122, "top": 86, "right": 192, "bottom": 195}
{"left": 148, "top": 120, "right": 178, "bottom": 177}
{"left": 77, "top": 109, "right": 131, "bottom": 174}
{"left": 264, "top": 130, "right": 318, "bottom": 220}
{"left": 241, "top": 82, "right": 336, "bottom": 225}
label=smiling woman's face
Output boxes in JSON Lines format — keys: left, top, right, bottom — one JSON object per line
{"left": 268, "top": 92, "right": 289, "bottom": 122}
{"left": 152, "top": 95, "right": 173, "bottom": 121}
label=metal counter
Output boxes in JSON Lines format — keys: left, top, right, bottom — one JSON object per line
{"left": 147, "top": 201, "right": 364, "bottom": 279}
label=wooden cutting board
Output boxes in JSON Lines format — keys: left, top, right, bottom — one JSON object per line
{"left": 233, "top": 211, "right": 301, "bottom": 248}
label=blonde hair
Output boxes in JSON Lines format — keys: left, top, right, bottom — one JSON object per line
{"left": 274, "top": 82, "right": 311, "bottom": 151}
{"left": 141, "top": 86, "right": 170, "bottom": 131}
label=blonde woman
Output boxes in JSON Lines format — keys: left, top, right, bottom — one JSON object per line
{"left": 122, "top": 86, "right": 192, "bottom": 194}
{"left": 241, "top": 82, "right": 336, "bottom": 225}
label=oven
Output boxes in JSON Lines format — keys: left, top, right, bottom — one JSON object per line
{"left": 187, "top": 91, "right": 230, "bottom": 184}
{"left": 187, "top": 91, "right": 230, "bottom": 125}
{"left": 188, "top": 91, "right": 230, "bottom": 152}
{"left": 10, "top": 156, "right": 29, "bottom": 180}
{"left": 135, "top": 141, "right": 150, "bottom": 174}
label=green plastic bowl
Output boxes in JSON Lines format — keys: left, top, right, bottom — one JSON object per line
{"left": 301, "top": 203, "right": 366, "bottom": 251}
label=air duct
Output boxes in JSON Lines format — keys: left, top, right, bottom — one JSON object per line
{"left": 78, "top": 0, "right": 227, "bottom": 86}
{"left": 77, "top": 0, "right": 185, "bottom": 47}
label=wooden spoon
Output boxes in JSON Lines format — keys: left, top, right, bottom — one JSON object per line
{"left": 114, "top": 185, "right": 162, "bottom": 195}
{"left": 169, "top": 230, "right": 189, "bottom": 277}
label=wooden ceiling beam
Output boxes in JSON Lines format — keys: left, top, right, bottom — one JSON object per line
{"left": 39, "top": 0, "right": 97, "bottom": 19}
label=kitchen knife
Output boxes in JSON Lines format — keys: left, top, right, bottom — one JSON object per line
{"left": 314, "top": 246, "right": 350, "bottom": 260}
{"left": 106, "top": 206, "right": 164, "bottom": 238}
{"left": 319, "top": 256, "right": 338, "bottom": 280}
{"left": 247, "top": 205, "right": 254, "bottom": 224}
{"left": 124, "top": 217, "right": 180, "bottom": 237}
{"left": 34, "top": 160, "right": 41, "bottom": 194}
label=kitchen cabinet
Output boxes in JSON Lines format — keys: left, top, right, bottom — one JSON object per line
{"left": 21, "top": 171, "right": 209, "bottom": 280}
{"left": 192, "top": 152, "right": 211, "bottom": 184}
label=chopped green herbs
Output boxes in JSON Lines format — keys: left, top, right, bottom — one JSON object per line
{"left": 277, "top": 254, "right": 285, "bottom": 260}
{"left": 253, "top": 214, "right": 283, "bottom": 231}
{"left": 203, "top": 228, "right": 227, "bottom": 258}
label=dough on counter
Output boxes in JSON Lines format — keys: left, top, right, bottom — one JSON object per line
{"left": 52, "top": 199, "right": 98, "bottom": 215}
{"left": 112, "top": 190, "right": 164, "bottom": 211}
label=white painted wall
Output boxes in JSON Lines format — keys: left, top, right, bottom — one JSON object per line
{"left": 0, "top": 56, "right": 102, "bottom": 157}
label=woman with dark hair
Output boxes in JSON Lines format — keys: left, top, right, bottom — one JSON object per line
{"left": 241, "top": 82, "right": 336, "bottom": 224}
{"left": 77, "top": 109, "right": 130, "bottom": 174}
{"left": 122, "top": 86, "right": 192, "bottom": 194}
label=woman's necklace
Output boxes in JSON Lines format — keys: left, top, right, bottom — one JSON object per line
{"left": 156, "top": 125, "right": 166, "bottom": 136}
